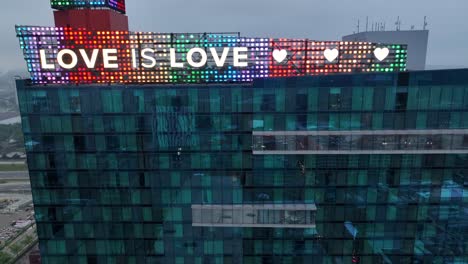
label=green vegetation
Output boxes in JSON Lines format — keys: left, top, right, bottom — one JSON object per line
{"left": 0, "top": 123, "right": 25, "bottom": 155}
{"left": 21, "top": 235, "right": 34, "bottom": 247}
{"left": 0, "top": 124, "right": 23, "bottom": 144}
{"left": 0, "top": 163, "right": 27, "bottom": 171}
{"left": 0, "top": 224, "right": 37, "bottom": 264}
{"left": 0, "top": 252, "right": 12, "bottom": 263}
{"left": 9, "top": 243, "right": 22, "bottom": 255}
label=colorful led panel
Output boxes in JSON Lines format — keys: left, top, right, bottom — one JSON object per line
{"left": 16, "top": 26, "right": 407, "bottom": 85}
{"left": 50, "top": 0, "right": 126, "bottom": 14}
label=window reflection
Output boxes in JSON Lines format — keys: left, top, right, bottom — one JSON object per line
{"left": 192, "top": 205, "right": 317, "bottom": 227}
{"left": 253, "top": 133, "right": 468, "bottom": 152}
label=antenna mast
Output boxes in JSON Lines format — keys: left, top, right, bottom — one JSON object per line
{"left": 366, "top": 16, "right": 369, "bottom": 32}
{"left": 395, "top": 16, "right": 401, "bottom": 31}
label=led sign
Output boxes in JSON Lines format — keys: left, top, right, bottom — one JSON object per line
{"left": 16, "top": 26, "right": 408, "bottom": 85}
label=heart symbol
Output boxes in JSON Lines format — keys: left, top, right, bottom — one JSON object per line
{"left": 273, "top": 49, "right": 288, "bottom": 63}
{"left": 374, "top": 47, "right": 390, "bottom": 61}
{"left": 324, "top": 48, "right": 339, "bottom": 62}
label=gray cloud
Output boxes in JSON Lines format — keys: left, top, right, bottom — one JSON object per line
{"left": 1, "top": 0, "right": 467, "bottom": 72}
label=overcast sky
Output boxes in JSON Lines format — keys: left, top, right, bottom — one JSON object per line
{"left": 2, "top": 0, "right": 467, "bottom": 73}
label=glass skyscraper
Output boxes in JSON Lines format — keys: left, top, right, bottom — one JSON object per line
{"left": 17, "top": 69, "right": 468, "bottom": 263}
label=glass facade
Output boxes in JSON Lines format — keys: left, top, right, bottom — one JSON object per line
{"left": 16, "top": 69, "right": 468, "bottom": 263}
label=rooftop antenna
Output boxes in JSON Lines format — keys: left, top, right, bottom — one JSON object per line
{"left": 366, "top": 16, "right": 369, "bottom": 32}
{"left": 357, "top": 19, "right": 360, "bottom": 33}
{"left": 395, "top": 16, "right": 401, "bottom": 31}
{"left": 423, "top": 16, "right": 428, "bottom": 30}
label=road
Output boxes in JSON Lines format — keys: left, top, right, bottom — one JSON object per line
{"left": 0, "top": 172, "right": 28, "bottom": 180}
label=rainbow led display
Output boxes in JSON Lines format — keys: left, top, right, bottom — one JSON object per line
{"left": 50, "top": 0, "right": 126, "bottom": 14}
{"left": 16, "top": 26, "right": 407, "bottom": 85}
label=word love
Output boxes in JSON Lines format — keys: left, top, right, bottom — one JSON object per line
{"left": 40, "top": 49, "right": 119, "bottom": 70}
{"left": 39, "top": 48, "right": 250, "bottom": 70}
{"left": 135, "top": 47, "right": 249, "bottom": 69}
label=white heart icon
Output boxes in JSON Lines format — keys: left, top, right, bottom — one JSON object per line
{"left": 273, "top": 49, "right": 288, "bottom": 63}
{"left": 324, "top": 48, "right": 339, "bottom": 62}
{"left": 374, "top": 47, "right": 390, "bottom": 61}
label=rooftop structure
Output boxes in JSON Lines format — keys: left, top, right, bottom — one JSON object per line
{"left": 343, "top": 30, "right": 429, "bottom": 70}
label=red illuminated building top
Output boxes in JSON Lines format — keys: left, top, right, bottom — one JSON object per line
{"left": 51, "top": 0, "right": 128, "bottom": 31}
{"left": 50, "top": 0, "right": 126, "bottom": 14}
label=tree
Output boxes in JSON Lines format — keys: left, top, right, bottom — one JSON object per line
{"left": 9, "top": 243, "right": 22, "bottom": 255}
{"left": 21, "top": 235, "right": 34, "bottom": 246}
{"left": 0, "top": 251, "right": 12, "bottom": 263}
